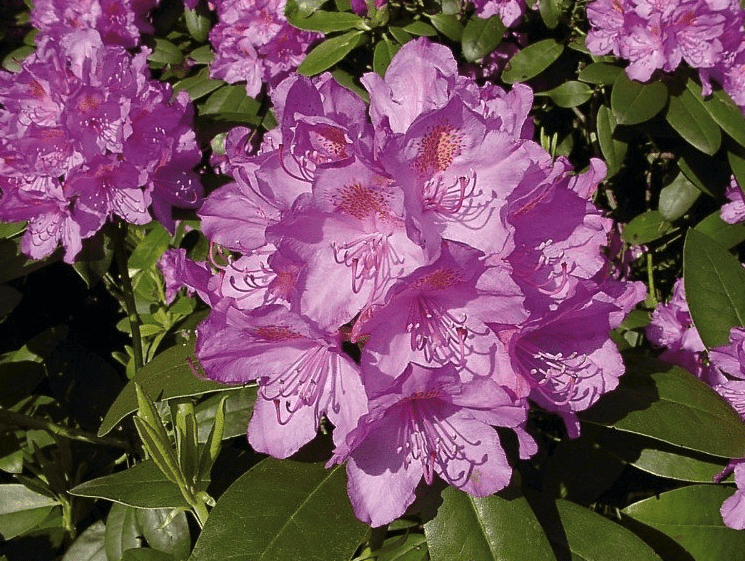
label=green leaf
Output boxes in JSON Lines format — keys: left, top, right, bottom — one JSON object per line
{"left": 0, "top": 221, "right": 25, "bottom": 239}
{"left": 402, "top": 21, "right": 437, "bottom": 36}
{"left": 539, "top": 81, "right": 593, "bottom": 108}
{"left": 611, "top": 73, "right": 668, "bottom": 125}
{"left": 427, "top": 14, "right": 463, "bottom": 42}
{"left": 62, "top": 521, "right": 107, "bottom": 561}
{"left": 285, "top": 0, "right": 327, "bottom": 17}
{"left": 582, "top": 355, "right": 745, "bottom": 458}
{"left": 621, "top": 210, "right": 673, "bottom": 244}
{"left": 679, "top": 156, "right": 718, "bottom": 197}
{"left": 198, "top": 85, "right": 261, "bottom": 124}
{"left": 700, "top": 86, "right": 745, "bottom": 148}
{"left": 439, "top": 0, "right": 462, "bottom": 15}
{"left": 388, "top": 26, "right": 412, "bottom": 46}
{"left": 554, "top": 500, "right": 662, "bottom": 560}
{"left": 729, "top": 151, "right": 745, "bottom": 194}
{"left": 2, "top": 45, "right": 35, "bottom": 72}
{"left": 189, "top": 459, "right": 368, "bottom": 561}
{"left": 373, "top": 39, "right": 400, "bottom": 76}
{"left": 173, "top": 401, "right": 200, "bottom": 484}
{"left": 424, "top": 487, "right": 554, "bottom": 561}
{"left": 122, "top": 550, "right": 175, "bottom": 561}
{"left": 461, "top": 16, "right": 506, "bottom": 63}
{"left": 173, "top": 68, "right": 224, "bottom": 102}
{"left": 187, "top": 45, "right": 214, "bottom": 65}
{"left": 579, "top": 62, "right": 623, "bottom": 85}
{"left": 195, "top": 386, "right": 256, "bottom": 443}
{"left": 501, "top": 39, "right": 563, "bottom": 83}
{"left": 287, "top": 10, "right": 364, "bottom": 32}
{"left": 0, "top": 484, "right": 58, "bottom": 540}
{"left": 538, "top": 0, "right": 562, "bottom": 29}
{"left": 148, "top": 39, "right": 184, "bottom": 65}
{"left": 597, "top": 104, "right": 627, "bottom": 179}
{"left": 684, "top": 228, "right": 745, "bottom": 348}
{"left": 623, "top": 485, "right": 745, "bottom": 561}
{"left": 297, "top": 30, "right": 365, "bottom": 76}
{"left": 658, "top": 171, "right": 700, "bottom": 221}
{"left": 105, "top": 503, "right": 143, "bottom": 561}
{"left": 666, "top": 83, "right": 721, "bottom": 155}
{"left": 70, "top": 460, "right": 208, "bottom": 509}
{"left": 133, "top": 417, "right": 184, "bottom": 488}
{"left": 0, "top": 237, "right": 59, "bottom": 284}
{"left": 377, "top": 534, "right": 428, "bottom": 561}
{"left": 597, "top": 430, "right": 730, "bottom": 483}
{"left": 184, "top": 4, "right": 211, "bottom": 43}
{"left": 0, "top": 285, "right": 22, "bottom": 320}
{"left": 129, "top": 223, "right": 171, "bottom": 272}
{"left": 99, "top": 342, "right": 232, "bottom": 436}
{"left": 695, "top": 211, "right": 745, "bottom": 249}
{"left": 135, "top": 508, "right": 190, "bottom": 561}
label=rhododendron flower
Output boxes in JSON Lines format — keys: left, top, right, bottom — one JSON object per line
{"left": 330, "top": 363, "right": 534, "bottom": 527}
{"left": 721, "top": 176, "right": 745, "bottom": 224}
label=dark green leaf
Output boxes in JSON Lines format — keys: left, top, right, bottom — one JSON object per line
{"left": 621, "top": 211, "right": 672, "bottom": 244}
{"left": 695, "top": 211, "right": 745, "bottom": 249}
{"left": 388, "top": 26, "right": 412, "bottom": 45}
{"left": 538, "top": 0, "right": 561, "bottom": 29}
{"left": 597, "top": 104, "right": 627, "bottom": 179}
{"left": 135, "top": 508, "right": 190, "bottom": 560}
{"left": 700, "top": 86, "right": 745, "bottom": 148}
{"left": 377, "top": 534, "right": 428, "bottom": 561}
{"left": 402, "top": 21, "right": 437, "bottom": 36}
{"left": 133, "top": 416, "right": 183, "bottom": 487}
{"left": 189, "top": 459, "right": 367, "bottom": 561}
{"left": 679, "top": 156, "right": 718, "bottom": 197}
{"left": 579, "top": 62, "right": 623, "bottom": 85}
{"left": 129, "top": 223, "right": 171, "bottom": 271}
{"left": 99, "top": 342, "right": 232, "bottom": 436}
{"left": 424, "top": 487, "right": 554, "bottom": 561}
{"left": 373, "top": 39, "right": 400, "bottom": 76}
{"left": 502, "top": 39, "right": 563, "bottom": 83}
{"left": 427, "top": 14, "right": 463, "bottom": 42}
{"left": 658, "top": 171, "right": 700, "bottom": 221}
{"left": 729, "top": 151, "right": 745, "bottom": 194}
{"left": 623, "top": 485, "right": 745, "bottom": 561}
{"left": 70, "top": 460, "right": 208, "bottom": 509}
{"left": 198, "top": 85, "right": 262, "bottom": 124}
{"left": 173, "top": 68, "right": 224, "bottom": 102}
{"left": 554, "top": 500, "right": 662, "bottom": 560}
{"left": 73, "top": 234, "right": 114, "bottom": 289}
{"left": 331, "top": 69, "right": 369, "bottom": 102}
{"left": 0, "top": 286, "right": 22, "bottom": 320}
{"left": 297, "top": 31, "right": 365, "bottom": 76}
{"left": 122, "top": 550, "right": 175, "bottom": 561}
{"left": 184, "top": 4, "right": 211, "bottom": 43}
{"left": 288, "top": 10, "right": 363, "bottom": 32}
{"left": 462, "top": 16, "right": 506, "bottom": 63}
{"left": 684, "top": 228, "right": 745, "bottom": 348}
{"left": 0, "top": 238, "right": 59, "bottom": 284}
{"left": 105, "top": 503, "right": 143, "bottom": 561}
{"left": 148, "top": 39, "right": 184, "bottom": 65}
{"left": 539, "top": 81, "right": 593, "bottom": 108}
{"left": 0, "top": 484, "right": 58, "bottom": 540}
{"left": 582, "top": 355, "right": 745, "bottom": 458}
{"left": 611, "top": 73, "right": 668, "bottom": 125}
{"left": 666, "top": 83, "right": 721, "bottom": 155}
{"left": 195, "top": 386, "right": 256, "bottom": 443}
{"left": 62, "top": 521, "right": 107, "bottom": 561}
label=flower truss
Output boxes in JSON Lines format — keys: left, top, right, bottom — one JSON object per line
{"left": 586, "top": 0, "right": 745, "bottom": 107}
{"left": 162, "top": 37, "right": 645, "bottom": 526}
{"left": 0, "top": 29, "right": 203, "bottom": 263}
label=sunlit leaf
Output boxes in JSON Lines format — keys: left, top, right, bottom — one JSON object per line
{"left": 297, "top": 31, "right": 365, "bottom": 76}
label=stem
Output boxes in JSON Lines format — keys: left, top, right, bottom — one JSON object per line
{"left": 189, "top": 495, "right": 210, "bottom": 529}
{"left": 0, "top": 409, "right": 130, "bottom": 449}
{"left": 114, "top": 222, "right": 144, "bottom": 371}
{"left": 646, "top": 252, "right": 658, "bottom": 307}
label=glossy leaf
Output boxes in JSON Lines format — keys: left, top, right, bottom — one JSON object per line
{"left": 424, "top": 487, "right": 554, "bottom": 561}
{"left": 189, "top": 459, "right": 367, "bottom": 561}
{"left": 427, "top": 14, "right": 463, "bottom": 42}
{"left": 502, "top": 39, "right": 563, "bottom": 83}
{"left": 0, "top": 221, "right": 25, "bottom": 239}
{"left": 148, "top": 39, "right": 184, "bottom": 65}
{"left": 554, "top": 500, "right": 662, "bottom": 560}
{"left": 70, "top": 460, "right": 208, "bottom": 509}
{"left": 695, "top": 211, "right": 745, "bottom": 250}
{"left": 135, "top": 508, "right": 190, "bottom": 561}
{"left": 184, "top": 5, "right": 211, "bottom": 43}
{"left": 402, "top": 21, "right": 437, "bottom": 36}
{"left": 666, "top": 84, "right": 721, "bottom": 155}
{"left": 0, "top": 484, "right": 58, "bottom": 540}
{"left": 461, "top": 16, "right": 506, "bottom": 63}
{"left": 62, "top": 521, "right": 107, "bottom": 561}
{"left": 597, "top": 104, "right": 627, "bottom": 179}
{"left": 621, "top": 210, "right": 672, "bottom": 244}
{"left": 539, "top": 0, "right": 562, "bottom": 29}
{"left": 579, "top": 62, "right": 623, "bottom": 85}
{"left": 105, "top": 503, "right": 143, "bottom": 561}
{"left": 700, "top": 86, "right": 745, "bottom": 148}
{"left": 623, "top": 485, "right": 745, "bottom": 561}
{"left": 539, "top": 81, "right": 593, "bottom": 108}
{"left": 174, "top": 68, "right": 224, "bottom": 102}
{"left": 679, "top": 156, "right": 718, "bottom": 197}
{"left": 297, "top": 30, "right": 365, "bottom": 76}
{"left": 684, "top": 228, "right": 745, "bottom": 348}
{"left": 582, "top": 355, "right": 745, "bottom": 458}
{"left": 287, "top": 10, "right": 363, "bottom": 32}
{"left": 286, "top": 0, "right": 327, "bottom": 17}
{"left": 198, "top": 86, "right": 262, "bottom": 124}
{"left": 99, "top": 342, "right": 231, "bottom": 436}
{"left": 611, "top": 73, "right": 668, "bottom": 125}
{"left": 388, "top": 26, "right": 412, "bottom": 46}
{"left": 658, "top": 171, "right": 700, "bottom": 221}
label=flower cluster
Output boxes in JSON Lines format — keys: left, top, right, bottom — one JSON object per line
{"left": 166, "top": 39, "right": 644, "bottom": 526}
{"left": 0, "top": 30, "right": 203, "bottom": 262}
{"left": 586, "top": 0, "right": 745, "bottom": 107}
{"left": 722, "top": 176, "right": 745, "bottom": 225}
{"left": 208, "top": 0, "right": 322, "bottom": 97}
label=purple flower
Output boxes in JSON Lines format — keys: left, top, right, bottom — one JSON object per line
{"left": 719, "top": 459, "right": 745, "bottom": 529}
{"left": 330, "top": 362, "right": 533, "bottom": 527}
{"left": 721, "top": 176, "right": 745, "bottom": 224}
{"left": 470, "top": 0, "right": 526, "bottom": 27}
